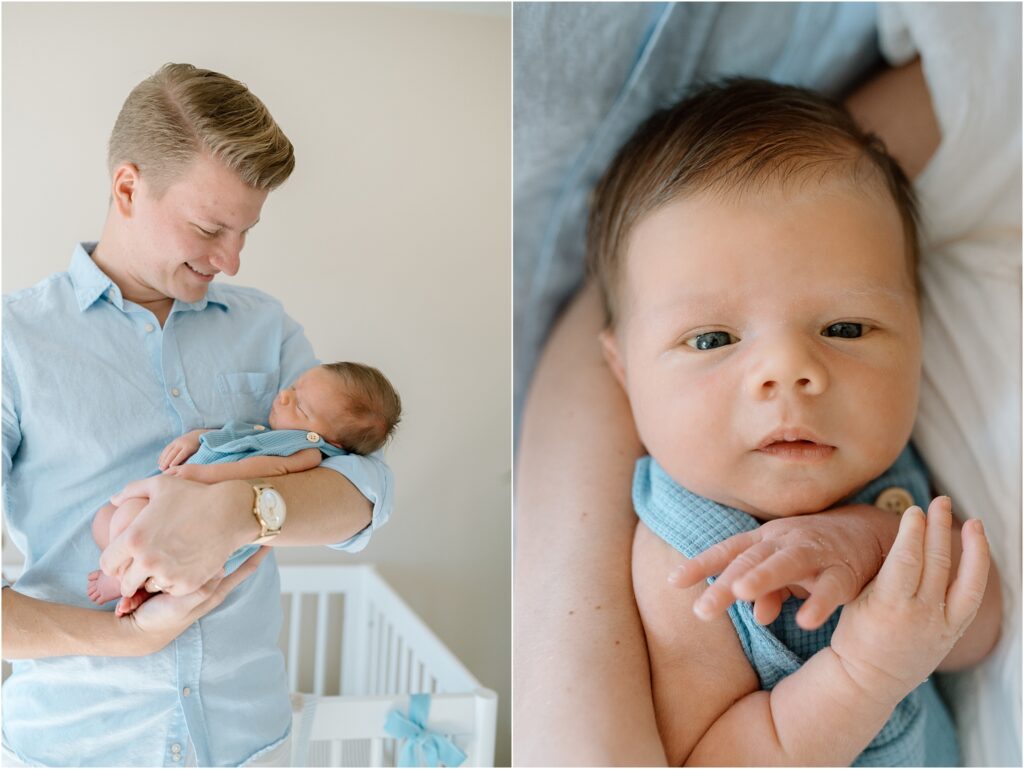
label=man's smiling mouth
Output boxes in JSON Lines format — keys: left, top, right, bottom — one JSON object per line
{"left": 185, "top": 262, "right": 215, "bottom": 278}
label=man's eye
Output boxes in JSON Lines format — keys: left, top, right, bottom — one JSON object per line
{"left": 823, "top": 322, "right": 864, "bottom": 339}
{"left": 685, "top": 331, "right": 738, "bottom": 350}
{"left": 195, "top": 225, "right": 218, "bottom": 237}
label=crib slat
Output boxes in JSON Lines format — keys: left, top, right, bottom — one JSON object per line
{"left": 328, "top": 739, "right": 342, "bottom": 766}
{"left": 288, "top": 594, "right": 302, "bottom": 692}
{"left": 369, "top": 737, "right": 384, "bottom": 767}
{"left": 365, "top": 601, "right": 378, "bottom": 695}
{"left": 314, "top": 591, "right": 329, "bottom": 694}
{"left": 394, "top": 637, "right": 406, "bottom": 695}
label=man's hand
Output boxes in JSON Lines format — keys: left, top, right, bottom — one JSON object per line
{"left": 158, "top": 430, "right": 207, "bottom": 470}
{"left": 100, "top": 475, "right": 256, "bottom": 598}
{"left": 830, "top": 498, "right": 989, "bottom": 703}
{"left": 123, "top": 548, "right": 269, "bottom": 654}
{"left": 671, "top": 504, "right": 898, "bottom": 629}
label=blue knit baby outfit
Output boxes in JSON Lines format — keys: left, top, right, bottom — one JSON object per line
{"left": 189, "top": 420, "right": 347, "bottom": 575}
{"left": 633, "top": 445, "right": 959, "bottom": 766}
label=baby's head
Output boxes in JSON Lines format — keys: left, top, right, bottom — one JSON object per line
{"left": 269, "top": 362, "right": 401, "bottom": 454}
{"left": 590, "top": 78, "right": 922, "bottom": 519}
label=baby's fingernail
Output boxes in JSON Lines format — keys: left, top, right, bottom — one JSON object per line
{"left": 973, "top": 519, "right": 985, "bottom": 536}
{"left": 940, "top": 496, "right": 952, "bottom": 513}
{"left": 668, "top": 566, "right": 685, "bottom": 584}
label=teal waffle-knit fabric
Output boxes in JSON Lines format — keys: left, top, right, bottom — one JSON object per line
{"left": 633, "top": 444, "right": 959, "bottom": 766}
{"left": 191, "top": 420, "right": 347, "bottom": 575}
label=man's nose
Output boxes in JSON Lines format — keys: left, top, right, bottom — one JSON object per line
{"left": 744, "top": 333, "right": 828, "bottom": 399}
{"left": 210, "top": 242, "right": 241, "bottom": 276}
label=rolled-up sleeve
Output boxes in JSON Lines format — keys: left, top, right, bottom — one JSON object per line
{"left": 3, "top": 329, "right": 21, "bottom": 482}
{"left": 319, "top": 450, "right": 393, "bottom": 552}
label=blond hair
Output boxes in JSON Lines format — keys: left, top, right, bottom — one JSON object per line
{"left": 323, "top": 362, "right": 402, "bottom": 455}
{"left": 108, "top": 63, "right": 295, "bottom": 195}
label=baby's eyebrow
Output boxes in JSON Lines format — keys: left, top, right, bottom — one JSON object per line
{"left": 830, "top": 283, "right": 910, "bottom": 303}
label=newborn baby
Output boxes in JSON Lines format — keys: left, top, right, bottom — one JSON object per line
{"left": 87, "top": 361, "right": 401, "bottom": 615}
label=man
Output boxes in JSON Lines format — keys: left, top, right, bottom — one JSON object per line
{"left": 2, "top": 63, "right": 392, "bottom": 767}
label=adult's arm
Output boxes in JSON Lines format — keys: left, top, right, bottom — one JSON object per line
{"left": 2, "top": 548, "right": 268, "bottom": 660}
{"left": 102, "top": 464, "right": 374, "bottom": 598}
{"left": 514, "top": 283, "right": 666, "bottom": 766}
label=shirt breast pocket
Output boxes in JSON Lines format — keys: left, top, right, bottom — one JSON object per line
{"left": 215, "top": 370, "right": 280, "bottom": 425}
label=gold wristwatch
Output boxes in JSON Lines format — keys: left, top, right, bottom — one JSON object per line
{"left": 250, "top": 479, "right": 287, "bottom": 544}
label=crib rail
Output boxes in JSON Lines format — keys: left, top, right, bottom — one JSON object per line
{"left": 292, "top": 690, "right": 498, "bottom": 767}
{"left": 278, "top": 564, "right": 480, "bottom": 697}
{"left": 279, "top": 565, "right": 497, "bottom": 767}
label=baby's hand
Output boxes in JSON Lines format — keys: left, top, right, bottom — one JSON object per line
{"left": 672, "top": 504, "right": 896, "bottom": 628}
{"left": 830, "top": 497, "right": 989, "bottom": 704}
{"left": 158, "top": 431, "right": 204, "bottom": 470}
{"left": 162, "top": 464, "right": 206, "bottom": 482}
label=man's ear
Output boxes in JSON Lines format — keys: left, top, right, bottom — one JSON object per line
{"left": 599, "top": 328, "right": 628, "bottom": 391}
{"left": 110, "top": 163, "right": 141, "bottom": 218}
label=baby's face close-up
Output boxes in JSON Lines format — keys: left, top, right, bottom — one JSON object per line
{"left": 268, "top": 366, "right": 348, "bottom": 440}
{"left": 604, "top": 179, "right": 922, "bottom": 519}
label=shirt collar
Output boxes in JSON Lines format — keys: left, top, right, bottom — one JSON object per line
{"left": 68, "top": 242, "right": 231, "bottom": 314}
{"left": 69, "top": 242, "right": 116, "bottom": 311}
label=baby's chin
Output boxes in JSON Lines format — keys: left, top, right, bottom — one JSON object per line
{"left": 730, "top": 483, "right": 858, "bottom": 520}
{"left": 687, "top": 475, "right": 857, "bottom": 521}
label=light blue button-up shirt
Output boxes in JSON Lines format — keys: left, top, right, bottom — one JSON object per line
{"left": 2, "top": 243, "right": 394, "bottom": 766}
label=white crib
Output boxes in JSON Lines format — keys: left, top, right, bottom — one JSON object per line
{"left": 278, "top": 564, "right": 497, "bottom": 767}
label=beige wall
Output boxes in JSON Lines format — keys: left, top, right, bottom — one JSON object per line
{"left": 2, "top": 3, "right": 510, "bottom": 764}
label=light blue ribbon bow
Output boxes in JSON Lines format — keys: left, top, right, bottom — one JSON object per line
{"left": 384, "top": 693, "right": 467, "bottom": 767}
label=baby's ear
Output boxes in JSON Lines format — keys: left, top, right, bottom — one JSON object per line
{"left": 598, "top": 328, "right": 628, "bottom": 391}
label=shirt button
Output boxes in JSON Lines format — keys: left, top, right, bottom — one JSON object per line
{"left": 171, "top": 387, "right": 181, "bottom": 397}
{"left": 875, "top": 487, "right": 915, "bottom": 514}
{"left": 144, "top": 323, "right": 155, "bottom": 333}
{"left": 306, "top": 431, "right": 320, "bottom": 442}
{"left": 182, "top": 686, "right": 191, "bottom": 696}
{"left": 254, "top": 425, "right": 266, "bottom": 432}
{"left": 171, "top": 743, "right": 182, "bottom": 753}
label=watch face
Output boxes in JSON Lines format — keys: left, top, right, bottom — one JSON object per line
{"left": 259, "top": 488, "right": 286, "bottom": 529}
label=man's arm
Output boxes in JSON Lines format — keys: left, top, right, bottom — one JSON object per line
{"left": 3, "top": 549, "right": 268, "bottom": 660}
{"left": 101, "top": 465, "right": 373, "bottom": 598}
{"left": 514, "top": 283, "right": 667, "bottom": 766}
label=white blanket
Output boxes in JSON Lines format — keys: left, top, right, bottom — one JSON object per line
{"left": 879, "top": 4, "right": 1022, "bottom": 765}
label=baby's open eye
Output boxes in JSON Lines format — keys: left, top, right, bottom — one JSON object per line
{"left": 685, "top": 330, "right": 738, "bottom": 350}
{"left": 822, "top": 322, "right": 864, "bottom": 339}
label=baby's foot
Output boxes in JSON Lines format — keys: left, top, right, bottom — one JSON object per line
{"left": 86, "top": 569, "right": 123, "bottom": 605}
{"left": 115, "top": 588, "right": 156, "bottom": 617}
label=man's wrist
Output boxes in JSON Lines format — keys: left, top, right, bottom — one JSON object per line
{"left": 219, "top": 479, "right": 262, "bottom": 550}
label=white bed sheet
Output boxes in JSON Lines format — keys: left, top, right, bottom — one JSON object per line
{"left": 879, "top": 4, "right": 1022, "bottom": 765}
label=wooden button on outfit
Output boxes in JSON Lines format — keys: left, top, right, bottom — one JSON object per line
{"left": 875, "top": 486, "right": 915, "bottom": 514}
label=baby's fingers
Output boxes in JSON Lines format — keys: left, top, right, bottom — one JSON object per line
{"left": 918, "top": 497, "right": 954, "bottom": 604}
{"left": 752, "top": 589, "right": 785, "bottom": 626}
{"left": 876, "top": 506, "right": 926, "bottom": 597}
{"left": 794, "top": 564, "right": 855, "bottom": 629}
{"left": 670, "top": 530, "right": 759, "bottom": 588}
{"left": 945, "top": 519, "right": 990, "bottom": 627}
{"left": 693, "top": 541, "right": 774, "bottom": 620}
{"left": 732, "top": 546, "right": 817, "bottom": 602}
